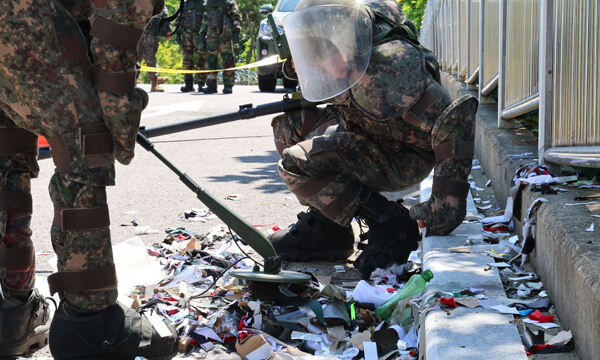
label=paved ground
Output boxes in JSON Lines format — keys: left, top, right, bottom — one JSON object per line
{"left": 31, "top": 85, "right": 304, "bottom": 273}
{"left": 26, "top": 84, "right": 307, "bottom": 358}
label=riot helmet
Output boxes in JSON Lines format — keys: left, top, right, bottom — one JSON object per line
{"left": 282, "top": 0, "right": 372, "bottom": 101}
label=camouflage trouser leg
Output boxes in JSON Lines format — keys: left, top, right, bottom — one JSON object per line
{"left": 206, "top": 27, "right": 219, "bottom": 82}
{"left": 49, "top": 170, "right": 116, "bottom": 311}
{"left": 197, "top": 40, "right": 207, "bottom": 84}
{"left": 0, "top": 0, "right": 118, "bottom": 310}
{"left": 137, "top": 30, "right": 159, "bottom": 79}
{"left": 220, "top": 37, "right": 235, "bottom": 87}
{"left": 273, "top": 107, "right": 433, "bottom": 226}
{"left": 181, "top": 31, "right": 199, "bottom": 83}
{"left": 0, "top": 113, "right": 39, "bottom": 298}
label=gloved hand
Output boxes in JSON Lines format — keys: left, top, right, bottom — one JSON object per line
{"left": 232, "top": 30, "right": 240, "bottom": 44}
{"left": 409, "top": 192, "right": 467, "bottom": 236}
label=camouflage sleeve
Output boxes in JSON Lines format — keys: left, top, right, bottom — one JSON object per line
{"left": 89, "top": 0, "right": 160, "bottom": 165}
{"left": 228, "top": 0, "right": 241, "bottom": 31}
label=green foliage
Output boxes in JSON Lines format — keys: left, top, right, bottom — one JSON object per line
{"left": 515, "top": 110, "right": 539, "bottom": 136}
{"left": 401, "top": 0, "right": 428, "bottom": 31}
{"left": 143, "top": 0, "right": 276, "bottom": 83}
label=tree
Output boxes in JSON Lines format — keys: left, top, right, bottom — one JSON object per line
{"left": 236, "top": 0, "right": 277, "bottom": 64}
{"left": 401, "top": 0, "right": 428, "bottom": 31}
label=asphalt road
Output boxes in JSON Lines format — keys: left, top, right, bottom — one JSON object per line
{"left": 31, "top": 84, "right": 305, "bottom": 273}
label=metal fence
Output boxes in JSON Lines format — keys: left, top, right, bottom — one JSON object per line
{"left": 421, "top": 0, "right": 600, "bottom": 167}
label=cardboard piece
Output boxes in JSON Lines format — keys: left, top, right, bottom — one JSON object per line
{"left": 235, "top": 335, "right": 273, "bottom": 360}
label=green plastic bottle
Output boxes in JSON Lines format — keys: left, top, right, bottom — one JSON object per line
{"left": 375, "top": 270, "right": 434, "bottom": 319}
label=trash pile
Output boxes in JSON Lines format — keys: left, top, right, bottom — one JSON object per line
{"left": 125, "top": 219, "right": 430, "bottom": 360}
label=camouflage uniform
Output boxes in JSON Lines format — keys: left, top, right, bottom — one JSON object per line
{"left": 179, "top": 0, "right": 208, "bottom": 86}
{"left": 273, "top": 0, "right": 477, "bottom": 235}
{"left": 138, "top": 9, "right": 170, "bottom": 81}
{"left": 202, "top": 0, "right": 241, "bottom": 89}
{"left": 0, "top": 0, "right": 155, "bottom": 311}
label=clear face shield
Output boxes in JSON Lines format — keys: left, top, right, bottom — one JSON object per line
{"left": 282, "top": 1, "right": 373, "bottom": 102}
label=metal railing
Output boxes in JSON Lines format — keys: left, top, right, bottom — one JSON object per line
{"left": 467, "top": 0, "right": 479, "bottom": 84}
{"left": 421, "top": 0, "right": 600, "bottom": 167}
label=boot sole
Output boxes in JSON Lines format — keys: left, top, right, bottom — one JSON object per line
{"left": 278, "top": 249, "right": 354, "bottom": 262}
{"left": 0, "top": 331, "right": 48, "bottom": 357}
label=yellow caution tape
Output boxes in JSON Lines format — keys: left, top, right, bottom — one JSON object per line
{"left": 140, "top": 55, "right": 284, "bottom": 74}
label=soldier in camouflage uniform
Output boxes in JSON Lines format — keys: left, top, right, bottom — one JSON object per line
{"left": 200, "top": 0, "right": 241, "bottom": 94}
{"left": 0, "top": 0, "right": 177, "bottom": 358}
{"left": 138, "top": 8, "right": 171, "bottom": 92}
{"left": 178, "top": 0, "right": 208, "bottom": 92}
{"left": 269, "top": 0, "right": 477, "bottom": 279}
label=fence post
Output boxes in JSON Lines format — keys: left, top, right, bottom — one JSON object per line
{"left": 538, "top": 0, "right": 554, "bottom": 166}
{"left": 498, "top": 0, "right": 512, "bottom": 128}
{"left": 478, "top": 0, "right": 493, "bottom": 104}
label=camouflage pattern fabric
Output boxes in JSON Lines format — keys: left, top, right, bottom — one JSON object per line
{"left": 409, "top": 95, "right": 477, "bottom": 235}
{"left": 0, "top": 0, "right": 154, "bottom": 310}
{"left": 0, "top": 115, "right": 38, "bottom": 298}
{"left": 274, "top": 0, "right": 475, "bottom": 234}
{"left": 179, "top": 0, "right": 207, "bottom": 84}
{"left": 138, "top": 10, "right": 169, "bottom": 80}
{"left": 202, "top": 0, "right": 241, "bottom": 86}
{"left": 91, "top": 0, "right": 155, "bottom": 166}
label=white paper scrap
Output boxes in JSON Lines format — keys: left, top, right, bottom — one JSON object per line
{"left": 352, "top": 280, "right": 393, "bottom": 307}
{"left": 487, "top": 262, "right": 511, "bottom": 268}
{"left": 565, "top": 201, "right": 599, "bottom": 206}
{"left": 363, "top": 342, "right": 378, "bottom": 360}
{"left": 585, "top": 223, "right": 595, "bottom": 232}
{"left": 145, "top": 313, "right": 173, "bottom": 338}
{"left": 194, "top": 326, "right": 223, "bottom": 343}
{"left": 523, "top": 318, "right": 560, "bottom": 329}
{"left": 489, "top": 305, "right": 520, "bottom": 314}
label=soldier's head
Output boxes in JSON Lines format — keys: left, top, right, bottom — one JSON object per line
{"left": 282, "top": 0, "right": 373, "bottom": 101}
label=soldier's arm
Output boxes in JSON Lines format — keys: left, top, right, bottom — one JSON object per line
{"left": 229, "top": 0, "right": 242, "bottom": 32}
{"left": 89, "top": 0, "right": 161, "bottom": 165}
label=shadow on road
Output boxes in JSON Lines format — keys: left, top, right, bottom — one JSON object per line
{"left": 207, "top": 151, "right": 288, "bottom": 193}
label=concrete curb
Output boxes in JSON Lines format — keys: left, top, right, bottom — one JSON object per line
{"left": 438, "top": 71, "right": 599, "bottom": 360}
{"left": 421, "top": 193, "right": 527, "bottom": 360}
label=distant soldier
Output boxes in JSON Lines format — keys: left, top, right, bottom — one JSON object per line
{"left": 201, "top": 0, "right": 242, "bottom": 94}
{"left": 178, "top": 0, "right": 208, "bottom": 92}
{"left": 138, "top": 9, "right": 171, "bottom": 92}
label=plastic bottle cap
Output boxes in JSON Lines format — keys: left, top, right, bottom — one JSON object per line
{"left": 422, "top": 269, "right": 434, "bottom": 282}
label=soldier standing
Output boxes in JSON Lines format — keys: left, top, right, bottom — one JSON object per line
{"left": 138, "top": 9, "right": 171, "bottom": 92}
{"left": 179, "top": 0, "right": 209, "bottom": 92}
{"left": 201, "top": 0, "right": 242, "bottom": 94}
{"left": 269, "top": 0, "right": 478, "bottom": 279}
{"left": 0, "top": 0, "right": 178, "bottom": 358}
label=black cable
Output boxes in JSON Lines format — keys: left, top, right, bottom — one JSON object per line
{"left": 228, "top": 227, "right": 264, "bottom": 267}
{"left": 188, "top": 256, "right": 250, "bottom": 300}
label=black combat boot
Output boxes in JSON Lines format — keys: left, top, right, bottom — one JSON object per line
{"left": 201, "top": 80, "right": 217, "bottom": 94}
{"left": 180, "top": 74, "right": 194, "bottom": 92}
{"left": 49, "top": 301, "right": 178, "bottom": 360}
{"left": 197, "top": 81, "right": 205, "bottom": 92}
{"left": 222, "top": 85, "right": 233, "bottom": 94}
{"left": 268, "top": 208, "right": 355, "bottom": 261}
{"left": 0, "top": 289, "right": 51, "bottom": 357}
{"left": 353, "top": 186, "right": 420, "bottom": 279}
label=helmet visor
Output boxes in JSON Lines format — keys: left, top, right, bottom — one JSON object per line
{"left": 283, "top": 3, "right": 372, "bottom": 101}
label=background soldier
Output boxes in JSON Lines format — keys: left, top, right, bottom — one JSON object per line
{"left": 0, "top": 0, "right": 177, "bottom": 358}
{"left": 178, "top": 0, "right": 209, "bottom": 92}
{"left": 269, "top": 0, "right": 477, "bottom": 279}
{"left": 201, "top": 0, "right": 242, "bottom": 94}
{"left": 138, "top": 8, "right": 171, "bottom": 92}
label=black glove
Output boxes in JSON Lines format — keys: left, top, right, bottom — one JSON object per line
{"left": 232, "top": 31, "right": 240, "bottom": 44}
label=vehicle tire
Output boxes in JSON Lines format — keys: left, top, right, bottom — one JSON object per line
{"left": 283, "top": 77, "right": 298, "bottom": 90}
{"left": 258, "top": 72, "right": 277, "bottom": 92}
